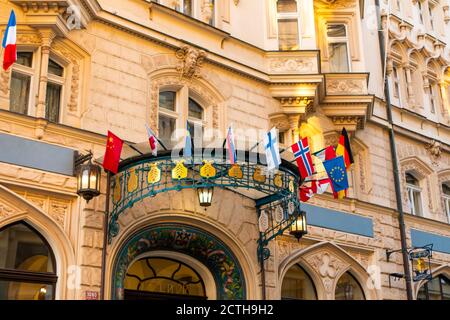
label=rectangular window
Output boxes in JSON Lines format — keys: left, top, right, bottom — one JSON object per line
{"left": 10, "top": 72, "right": 31, "bottom": 115}
{"left": 418, "top": 1, "right": 424, "bottom": 24}
{"left": 444, "top": 196, "right": 450, "bottom": 223}
{"left": 393, "top": 66, "right": 401, "bottom": 98}
{"left": 159, "top": 91, "right": 176, "bottom": 111}
{"left": 429, "top": 86, "right": 436, "bottom": 114}
{"left": 45, "top": 83, "right": 62, "bottom": 122}
{"left": 327, "top": 24, "right": 350, "bottom": 72}
{"left": 277, "top": 0, "right": 300, "bottom": 51}
{"left": 407, "top": 186, "right": 423, "bottom": 216}
{"left": 428, "top": 4, "right": 434, "bottom": 31}
{"left": 278, "top": 19, "right": 299, "bottom": 50}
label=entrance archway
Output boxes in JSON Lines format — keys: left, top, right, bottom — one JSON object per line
{"left": 112, "top": 224, "right": 246, "bottom": 300}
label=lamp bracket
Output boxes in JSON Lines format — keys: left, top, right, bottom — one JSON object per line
{"left": 74, "top": 150, "right": 93, "bottom": 167}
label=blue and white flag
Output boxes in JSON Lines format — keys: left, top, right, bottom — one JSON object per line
{"left": 263, "top": 127, "right": 281, "bottom": 171}
{"left": 184, "top": 121, "right": 192, "bottom": 159}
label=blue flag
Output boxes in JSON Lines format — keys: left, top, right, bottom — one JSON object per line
{"left": 323, "top": 156, "right": 349, "bottom": 193}
{"left": 184, "top": 121, "right": 192, "bottom": 159}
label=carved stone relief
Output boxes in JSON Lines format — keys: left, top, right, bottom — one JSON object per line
{"left": 175, "top": 46, "right": 207, "bottom": 79}
{"left": 304, "top": 250, "right": 350, "bottom": 296}
{"left": 269, "top": 57, "right": 315, "bottom": 74}
{"left": 326, "top": 79, "right": 367, "bottom": 95}
{"left": 425, "top": 140, "right": 442, "bottom": 166}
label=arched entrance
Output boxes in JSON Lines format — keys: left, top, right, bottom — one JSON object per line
{"left": 0, "top": 221, "right": 57, "bottom": 300}
{"left": 112, "top": 224, "right": 246, "bottom": 300}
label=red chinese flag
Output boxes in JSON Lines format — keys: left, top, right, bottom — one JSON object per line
{"left": 102, "top": 131, "right": 123, "bottom": 174}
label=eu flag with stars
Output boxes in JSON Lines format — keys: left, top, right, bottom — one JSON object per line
{"left": 322, "top": 156, "right": 349, "bottom": 193}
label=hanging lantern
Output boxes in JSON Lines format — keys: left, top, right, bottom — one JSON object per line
{"left": 289, "top": 210, "right": 307, "bottom": 240}
{"left": 197, "top": 187, "right": 214, "bottom": 207}
{"left": 77, "top": 160, "right": 101, "bottom": 202}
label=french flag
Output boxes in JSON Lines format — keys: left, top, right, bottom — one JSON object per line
{"left": 2, "top": 10, "right": 17, "bottom": 71}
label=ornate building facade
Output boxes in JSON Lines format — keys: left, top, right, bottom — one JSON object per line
{"left": 0, "top": 0, "right": 449, "bottom": 300}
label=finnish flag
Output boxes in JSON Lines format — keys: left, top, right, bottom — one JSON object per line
{"left": 263, "top": 127, "right": 281, "bottom": 171}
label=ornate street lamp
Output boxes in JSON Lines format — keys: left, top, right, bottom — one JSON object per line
{"left": 76, "top": 153, "right": 101, "bottom": 203}
{"left": 197, "top": 187, "right": 214, "bottom": 207}
{"left": 289, "top": 210, "right": 307, "bottom": 240}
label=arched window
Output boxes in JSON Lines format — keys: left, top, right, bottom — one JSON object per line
{"left": 276, "top": 0, "right": 300, "bottom": 50}
{"left": 335, "top": 272, "right": 365, "bottom": 300}
{"left": 157, "top": 89, "right": 206, "bottom": 148}
{"left": 124, "top": 257, "right": 206, "bottom": 300}
{"left": 442, "top": 183, "right": 450, "bottom": 223}
{"left": 406, "top": 172, "right": 423, "bottom": 216}
{"left": 0, "top": 222, "right": 57, "bottom": 300}
{"left": 417, "top": 275, "right": 450, "bottom": 300}
{"left": 281, "top": 264, "right": 317, "bottom": 300}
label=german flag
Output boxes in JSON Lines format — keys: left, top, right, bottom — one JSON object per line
{"left": 335, "top": 127, "right": 354, "bottom": 169}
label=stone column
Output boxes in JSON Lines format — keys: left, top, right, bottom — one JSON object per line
{"left": 288, "top": 114, "right": 301, "bottom": 145}
{"left": 439, "top": 81, "right": 450, "bottom": 121}
{"left": 403, "top": 64, "right": 415, "bottom": 106}
{"left": 35, "top": 29, "right": 56, "bottom": 119}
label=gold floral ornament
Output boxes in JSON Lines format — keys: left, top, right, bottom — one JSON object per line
{"left": 228, "top": 164, "right": 243, "bottom": 179}
{"left": 200, "top": 160, "right": 216, "bottom": 178}
{"left": 113, "top": 175, "right": 122, "bottom": 204}
{"left": 273, "top": 173, "right": 283, "bottom": 188}
{"left": 147, "top": 162, "right": 161, "bottom": 184}
{"left": 288, "top": 177, "right": 295, "bottom": 193}
{"left": 127, "top": 168, "right": 138, "bottom": 193}
{"left": 172, "top": 160, "right": 188, "bottom": 180}
{"left": 253, "top": 167, "right": 266, "bottom": 183}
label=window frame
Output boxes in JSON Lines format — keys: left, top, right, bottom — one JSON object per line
{"left": 276, "top": 0, "right": 301, "bottom": 51}
{"left": 0, "top": 221, "right": 57, "bottom": 300}
{"left": 281, "top": 263, "right": 318, "bottom": 300}
{"left": 326, "top": 23, "right": 352, "bottom": 72}
{"left": 45, "top": 58, "right": 65, "bottom": 123}
{"left": 392, "top": 65, "right": 401, "bottom": 99}
{"left": 418, "top": 275, "right": 450, "bottom": 300}
{"left": 9, "top": 51, "right": 36, "bottom": 117}
{"left": 406, "top": 173, "right": 423, "bottom": 216}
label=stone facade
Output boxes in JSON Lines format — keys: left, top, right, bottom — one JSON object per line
{"left": 0, "top": 0, "right": 449, "bottom": 300}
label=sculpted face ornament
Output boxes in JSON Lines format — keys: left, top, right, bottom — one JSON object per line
{"left": 176, "top": 45, "right": 207, "bottom": 79}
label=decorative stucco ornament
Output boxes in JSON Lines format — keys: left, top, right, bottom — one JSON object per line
{"left": 274, "top": 205, "right": 284, "bottom": 223}
{"left": 425, "top": 139, "right": 442, "bottom": 166}
{"left": 273, "top": 173, "right": 283, "bottom": 188}
{"left": 259, "top": 209, "right": 269, "bottom": 232}
{"left": 113, "top": 175, "right": 122, "bottom": 204}
{"left": 175, "top": 45, "right": 207, "bottom": 79}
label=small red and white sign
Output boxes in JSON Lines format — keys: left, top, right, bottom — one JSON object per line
{"left": 85, "top": 291, "right": 99, "bottom": 300}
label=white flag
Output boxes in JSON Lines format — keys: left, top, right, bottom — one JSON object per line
{"left": 263, "top": 127, "right": 281, "bottom": 171}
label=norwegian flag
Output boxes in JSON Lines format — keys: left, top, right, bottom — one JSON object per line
{"left": 145, "top": 124, "right": 158, "bottom": 156}
{"left": 291, "top": 137, "right": 315, "bottom": 180}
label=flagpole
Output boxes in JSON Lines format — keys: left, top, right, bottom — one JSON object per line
{"left": 100, "top": 170, "right": 111, "bottom": 300}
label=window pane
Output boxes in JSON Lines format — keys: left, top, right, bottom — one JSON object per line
{"left": 0, "top": 281, "right": 53, "bottom": 300}
{"left": 45, "top": 83, "right": 62, "bottom": 123}
{"left": 328, "top": 43, "right": 349, "bottom": 72}
{"left": 335, "top": 272, "right": 365, "bottom": 300}
{"left": 184, "top": 0, "right": 192, "bottom": 16}
{"left": 281, "top": 264, "right": 317, "bottom": 300}
{"left": 406, "top": 173, "right": 419, "bottom": 186}
{"left": 0, "top": 223, "right": 54, "bottom": 273}
{"left": 188, "top": 98, "right": 203, "bottom": 120}
{"left": 158, "top": 115, "right": 176, "bottom": 148}
{"left": 188, "top": 121, "right": 203, "bottom": 141}
{"left": 48, "top": 59, "right": 63, "bottom": 77}
{"left": 10, "top": 72, "right": 30, "bottom": 115}
{"left": 278, "top": 19, "right": 299, "bottom": 50}
{"left": 159, "top": 91, "right": 176, "bottom": 111}
{"left": 327, "top": 24, "right": 347, "bottom": 37}
{"left": 427, "top": 277, "right": 442, "bottom": 300}
{"left": 441, "top": 276, "right": 450, "bottom": 299}
{"left": 443, "top": 184, "right": 450, "bottom": 195}
{"left": 277, "top": 0, "right": 297, "bottom": 13}
{"left": 16, "top": 52, "right": 33, "bottom": 68}
{"left": 413, "top": 190, "right": 422, "bottom": 216}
